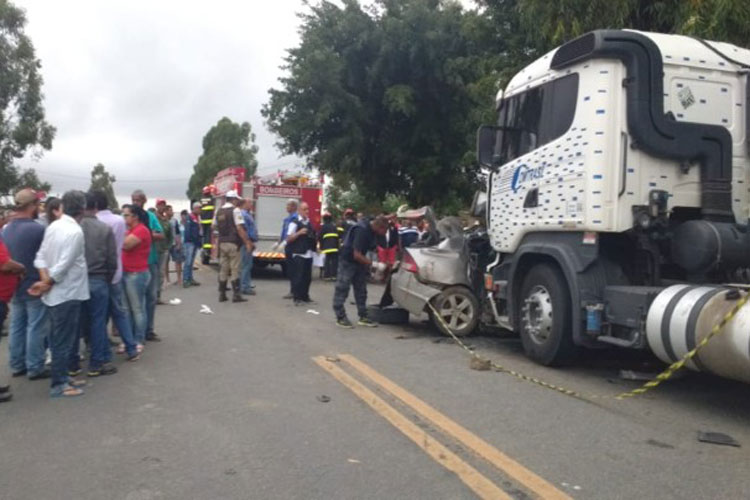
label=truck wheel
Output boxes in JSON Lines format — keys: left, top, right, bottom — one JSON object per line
{"left": 517, "top": 263, "right": 577, "bottom": 366}
{"left": 429, "top": 286, "right": 479, "bottom": 337}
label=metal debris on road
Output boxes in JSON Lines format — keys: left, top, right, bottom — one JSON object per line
{"left": 199, "top": 304, "right": 214, "bottom": 314}
{"left": 316, "top": 395, "right": 331, "bottom": 403}
{"left": 347, "top": 459, "right": 361, "bottom": 464}
{"left": 697, "top": 431, "right": 740, "bottom": 447}
{"left": 306, "top": 309, "right": 320, "bottom": 315}
{"left": 168, "top": 298, "right": 182, "bottom": 305}
{"left": 619, "top": 369, "right": 656, "bottom": 381}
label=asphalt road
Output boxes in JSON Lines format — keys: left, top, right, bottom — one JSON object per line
{"left": 1, "top": 265, "right": 749, "bottom": 500}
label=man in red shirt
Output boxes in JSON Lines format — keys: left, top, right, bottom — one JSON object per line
{"left": 0, "top": 235, "right": 28, "bottom": 402}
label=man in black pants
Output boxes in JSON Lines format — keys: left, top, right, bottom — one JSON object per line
{"left": 285, "top": 202, "right": 316, "bottom": 306}
{"left": 318, "top": 212, "right": 340, "bottom": 281}
{"left": 333, "top": 216, "right": 389, "bottom": 328}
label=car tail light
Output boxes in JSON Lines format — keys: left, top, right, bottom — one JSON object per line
{"left": 402, "top": 251, "right": 418, "bottom": 273}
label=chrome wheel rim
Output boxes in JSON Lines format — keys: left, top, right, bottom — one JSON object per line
{"left": 522, "top": 285, "right": 553, "bottom": 345}
{"left": 439, "top": 293, "right": 475, "bottom": 332}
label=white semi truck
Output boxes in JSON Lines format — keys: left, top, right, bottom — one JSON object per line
{"left": 473, "top": 29, "right": 750, "bottom": 384}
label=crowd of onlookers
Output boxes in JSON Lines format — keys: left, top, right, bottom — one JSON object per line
{"left": 0, "top": 187, "right": 433, "bottom": 401}
{"left": 0, "top": 188, "right": 198, "bottom": 400}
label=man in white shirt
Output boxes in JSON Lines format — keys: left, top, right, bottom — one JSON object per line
{"left": 29, "top": 191, "right": 90, "bottom": 398}
{"left": 285, "top": 202, "right": 316, "bottom": 306}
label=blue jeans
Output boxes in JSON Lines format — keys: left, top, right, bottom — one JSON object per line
{"left": 48, "top": 300, "right": 82, "bottom": 390}
{"left": 110, "top": 280, "right": 137, "bottom": 356}
{"left": 80, "top": 276, "right": 111, "bottom": 370}
{"left": 147, "top": 261, "right": 159, "bottom": 334}
{"left": 123, "top": 270, "right": 151, "bottom": 344}
{"left": 8, "top": 295, "right": 50, "bottom": 377}
{"left": 183, "top": 242, "right": 197, "bottom": 283}
{"left": 240, "top": 245, "right": 254, "bottom": 292}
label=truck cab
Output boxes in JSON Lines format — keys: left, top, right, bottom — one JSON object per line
{"left": 476, "top": 30, "right": 750, "bottom": 377}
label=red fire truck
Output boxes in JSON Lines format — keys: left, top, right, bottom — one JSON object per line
{"left": 204, "top": 167, "right": 324, "bottom": 271}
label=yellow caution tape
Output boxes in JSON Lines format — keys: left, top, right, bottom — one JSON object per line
{"left": 616, "top": 291, "right": 750, "bottom": 400}
{"left": 427, "top": 290, "right": 750, "bottom": 402}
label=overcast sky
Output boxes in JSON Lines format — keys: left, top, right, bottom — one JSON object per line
{"left": 15, "top": 0, "right": 308, "bottom": 205}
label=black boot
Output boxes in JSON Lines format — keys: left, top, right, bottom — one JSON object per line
{"left": 219, "top": 281, "right": 228, "bottom": 302}
{"left": 232, "top": 280, "right": 247, "bottom": 303}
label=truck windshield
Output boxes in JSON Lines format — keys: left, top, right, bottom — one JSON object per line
{"left": 495, "top": 73, "right": 579, "bottom": 165}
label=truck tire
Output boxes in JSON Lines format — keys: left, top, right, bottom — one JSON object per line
{"left": 429, "top": 286, "right": 479, "bottom": 337}
{"left": 517, "top": 263, "right": 577, "bottom": 366}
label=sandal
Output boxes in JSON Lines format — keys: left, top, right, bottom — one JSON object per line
{"left": 51, "top": 384, "right": 84, "bottom": 398}
{"left": 136, "top": 344, "right": 144, "bottom": 354}
{"left": 68, "top": 378, "right": 87, "bottom": 388}
{"left": 116, "top": 344, "right": 126, "bottom": 355}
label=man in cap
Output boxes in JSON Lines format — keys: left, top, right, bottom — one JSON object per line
{"left": 4, "top": 188, "right": 50, "bottom": 380}
{"left": 213, "top": 190, "right": 253, "bottom": 303}
{"left": 131, "top": 190, "right": 165, "bottom": 342}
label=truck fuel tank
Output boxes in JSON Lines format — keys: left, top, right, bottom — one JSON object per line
{"left": 646, "top": 285, "right": 750, "bottom": 384}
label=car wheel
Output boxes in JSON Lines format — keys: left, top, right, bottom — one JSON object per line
{"left": 429, "top": 286, "right": 479, "bottom": 337}
{"left": 517, "top": 263, "right": 577, "bottom": 366}
{"left": 367, "top": 305, "right": 409, "bottom": 325}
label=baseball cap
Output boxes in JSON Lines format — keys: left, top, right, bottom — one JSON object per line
{"left": 155, "top": 198, "right": 167, "bottom": 206}
{"left": 344, "top": 208, "right": 354, "bottom": 215}
{"left": 225, "top": 189, "right": 239, "bottom": 199}
{"left": 14, "top": 188, "right": 42, "bottom": 208}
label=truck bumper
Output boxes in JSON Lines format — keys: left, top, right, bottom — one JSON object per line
{"left": 390, "top": 268, "right": 442, "bottom": 316}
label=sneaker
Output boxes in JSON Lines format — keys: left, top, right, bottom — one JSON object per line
{"left": 357, "top": 317, "right": 378, "bottom": 328}
{"left": 127, "top": 352, "right": 141, "bottom": 362}
{"left": 336, "top": 317, "right": 354, "bottom": 329}
{"left": 293, "top": 299, "right": 303, "bottom": 307}
{"left": 146, "top": 333, "right": 162, "bottom": 342}
{"left": 87, "top": 364, "right": 118, "bottom": 377}
{"left": 11, "top": 369, "right": 27, "bottom": 378}
{"left": 29, "top": 369, "right": 51, "bottom": 380}
{"left": 0, "top": 392, "right": 12, "bottom": 403}
{"left": 0, "top": 384, "right": 10, "bottom": 393}
{"left": 242, "top": 289, "right": 257, "bottom": 296}
{"left": 68, "top": 368, "right": 82, "bottom": 377}
{"left": 183, "top": 282, "right": 192, "bottom": 289}
{"left": 190, "top": 280, "right": 201, "bottom": 287}
{"left": 283, "top": 293, "right": 294, "bottom": 300}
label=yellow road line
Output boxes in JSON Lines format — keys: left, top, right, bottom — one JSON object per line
{"left": 340, "top": 354, "right": 571, "bottom": 500}
{"left": 312, "top": 356, "right": 511, "bottom": 500}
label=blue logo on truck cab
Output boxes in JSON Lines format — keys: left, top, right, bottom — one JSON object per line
{"left": 511, "top": 164, "right": 545, "bottom": 193}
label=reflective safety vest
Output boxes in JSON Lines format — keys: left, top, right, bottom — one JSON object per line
{"left": 319, "top": 222, "right": 340, "bottom": 254}
{"left": 200, "top": 196, "right": 214, "bottom": 249}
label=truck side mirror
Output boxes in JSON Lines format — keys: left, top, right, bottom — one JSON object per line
{"left": 477, "top": 125, "right": 501, "bottom": 169}
{"left": 470, "top": 190, "right": 486, "bottom": 218}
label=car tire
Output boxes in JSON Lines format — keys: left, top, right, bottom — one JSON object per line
{"left": 429, "top": 286, "right": 479, "bottom": 337}
{"left": 367, "top": 305, "right": 409, "bottom": 325}
{"left": 517, "top": 263, "right": 577, "bottom": 366}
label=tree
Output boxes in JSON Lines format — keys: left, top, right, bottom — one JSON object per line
{"left": 186, "top": 117, "right": 259, "bottom": 200}
{"left": 263, "top": 0, "right": 485, "bottom": 212}
{"left": 15, "top": 167, "right": 50, "bottom": 193}
{"left": 89, "top": 163, "right": 118, "bottom": 209}
{"left": 0, "top": 0, "right": 56, "bottom": 195}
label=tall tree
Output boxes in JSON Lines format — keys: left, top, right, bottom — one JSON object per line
{"left": 187, "top": 117, "right": 259, "bottom": 200}
{"left": 15, "top": 167, "right": 50, "bottom": 193}
{"left": 263, "top": 0, "right": 485, "bottom": 212}
{"left": 89, "top": 163, "right": 118, "bottom": 209}
{"left": 0, "top": 0, "right": 56, "bottom": 195}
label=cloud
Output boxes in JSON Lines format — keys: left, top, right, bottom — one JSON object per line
{"left": 14, "top": 0, "right": 307, "bottom": 201}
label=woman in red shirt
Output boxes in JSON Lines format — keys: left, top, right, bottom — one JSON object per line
{"left": 0, "top": 235, "right": 25, "bottom": 403}
{"left": 121, "top": 205, "right": 152, "bottom": 352}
